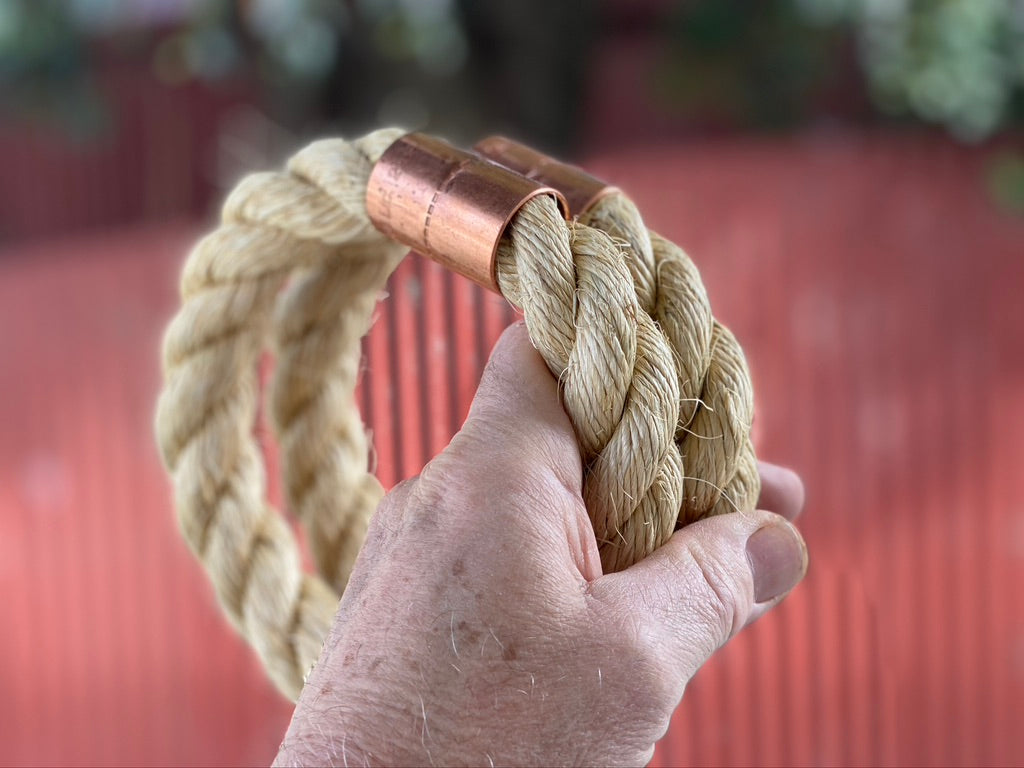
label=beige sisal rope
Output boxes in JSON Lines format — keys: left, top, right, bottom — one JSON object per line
{"left": 154, "top": 128, "right": 758, "bottom": 699}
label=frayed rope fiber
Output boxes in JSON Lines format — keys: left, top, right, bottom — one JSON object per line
{"left": 154, "top": 128, "right": 758, "bottom": 699}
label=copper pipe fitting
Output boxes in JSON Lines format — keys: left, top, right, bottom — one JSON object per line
{"left": 366, "top": 133, "right": 568, "bottom": 292}
{"left": 474, "top": 136, "right": 618, "bottom": 217}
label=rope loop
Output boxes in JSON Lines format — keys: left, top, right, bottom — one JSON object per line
{"left": 155, "top": 128, "right": 758, "bottom": 699}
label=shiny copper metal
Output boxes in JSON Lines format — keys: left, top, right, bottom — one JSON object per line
{"left": 475, "top": 135, "right": 619, "bottom": 217}
{"left": 366, "top": 133, "right": 568, "bottom": 292}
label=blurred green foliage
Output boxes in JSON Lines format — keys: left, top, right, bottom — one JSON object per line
{"left": 796, "top": 0, "right": 1024, "bottom": 141}
{"left": 1, "top": 0, "right": 1022, "bottom": 144}
{"left": 0, "top": 1, "right": 105, "bottom": 139}
{"left": 987, "top": 150, "right": 1024, "bottom": 213}
{"left": 654, "top": 1, "right": 849, "bottom": 130}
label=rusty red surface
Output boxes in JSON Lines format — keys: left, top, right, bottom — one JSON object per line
{"left": 1, "top": 134, "right": 1022, "bottom": 767}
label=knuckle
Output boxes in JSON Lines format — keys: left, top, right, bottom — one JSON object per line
{"left": 371, "top": 478, "right": 419, "bottom": 532}
{"left": 376, "top": 476, "right": 418, "bottom": 515}
{"left": 681, "top": 540, "right": 747, "bottom": 645}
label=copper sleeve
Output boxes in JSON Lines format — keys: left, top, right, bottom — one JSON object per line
{"left": 474, "top": 135, "right": 618, "bottom": 217}
{"left": 366, "top": 132, "right": 568, "bottom": 292}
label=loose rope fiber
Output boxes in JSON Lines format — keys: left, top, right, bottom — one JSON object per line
{"left": 155, "top": 128, "right": 758, "bottom": 699}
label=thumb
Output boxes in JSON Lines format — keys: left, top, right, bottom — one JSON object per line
{"left": 593, "top": 511, "right": 808, "bottom": 680}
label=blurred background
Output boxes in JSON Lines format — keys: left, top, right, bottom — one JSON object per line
{"left": 1, "top": 0, "right": 1023, "bottom": 765}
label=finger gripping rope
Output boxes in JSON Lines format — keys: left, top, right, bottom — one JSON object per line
{"left": 154, "top": 128, "right": 758, "bottom": 699}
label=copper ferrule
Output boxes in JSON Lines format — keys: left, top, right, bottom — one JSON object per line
{"left": 474, "top": 135, "right": 618, "bottom": 217}
{"left": 366, "top": 132, "right": 568, "bottom": 292}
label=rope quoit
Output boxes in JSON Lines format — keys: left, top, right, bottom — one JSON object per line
{"left": 154, "top": 128, "right": 758, "bottom": 699}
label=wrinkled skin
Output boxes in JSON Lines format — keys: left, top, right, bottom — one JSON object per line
{"left": 276, "top": 324, "right": 807, "bottom": 767}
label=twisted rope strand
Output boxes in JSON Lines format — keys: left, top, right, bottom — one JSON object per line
{"left": 496, "top": 200, "right": 684, "bottom": 573}
{"left": 156, "top": 130, "right": 403, "bottom": 698}
{"left": 580, "top": 195, "right": 759, "bottom": 522}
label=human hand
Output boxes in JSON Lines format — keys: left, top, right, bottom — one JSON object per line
{"left": 275, "top": 323, "right": 807, "bottom": 767}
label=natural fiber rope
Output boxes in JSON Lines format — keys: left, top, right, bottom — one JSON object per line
{"left": 154, "top": 128, "right": 758, "bottom": 699}
{"left": 579, "top": 195, "right": 759, "bottom": 523}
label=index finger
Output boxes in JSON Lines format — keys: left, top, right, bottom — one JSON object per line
{"left": 756, "top": 461, "right": 805, "bottom": 521}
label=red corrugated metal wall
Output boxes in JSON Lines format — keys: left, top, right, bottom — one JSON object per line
{"left": 1, "top": 135, "right": 1021, "bottom": 766}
